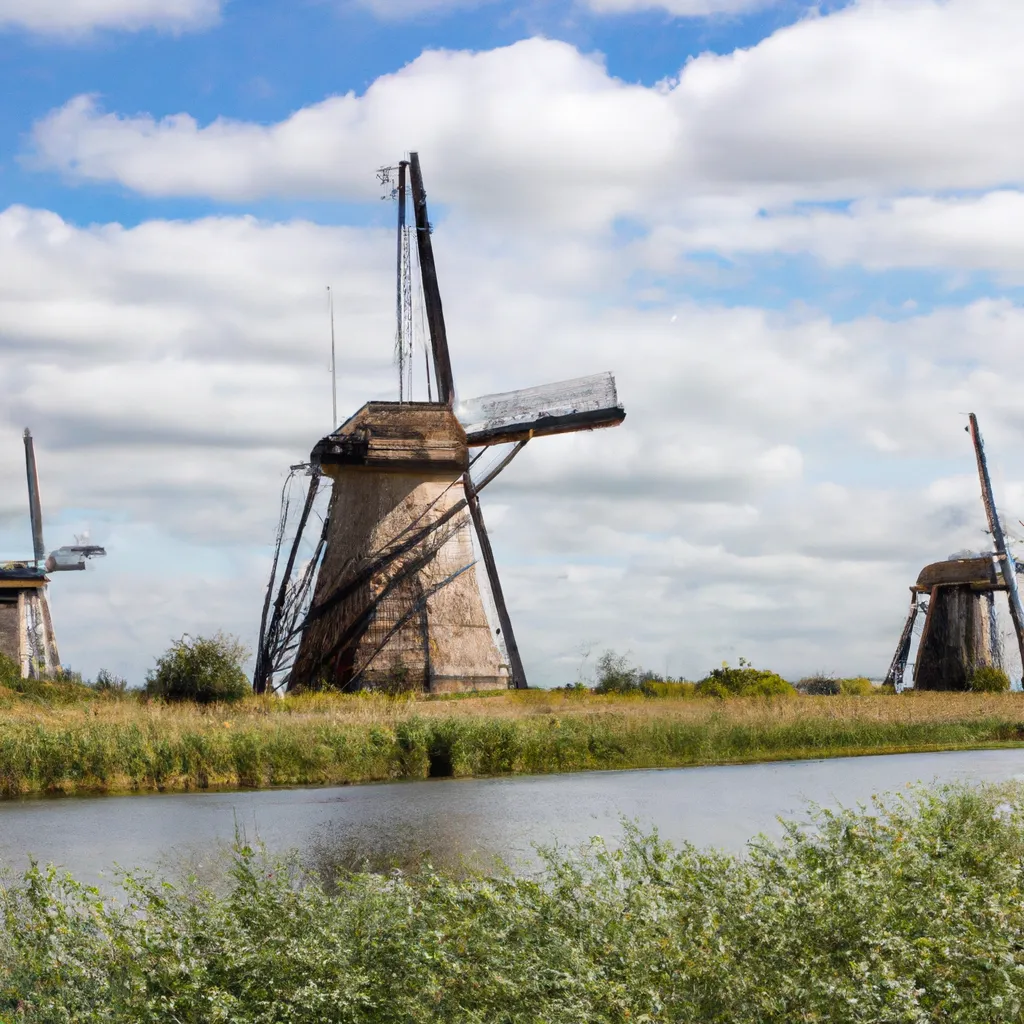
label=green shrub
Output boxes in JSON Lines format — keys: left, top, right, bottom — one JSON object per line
{"left": 696, "top": 659, "right": 795, "bottom": 698}
{"left": 839, "top": 676, "right": 875, "bottom": 696}
{"left": 145, "top": 633, "right": 250, "bottom": 704}
{"left": 593, "top": 650, "right": 641, "bottom": 694}
{"left": 6, "top": 784, "right": 1024, "bottom": 1023}
{"left": 969, "top": 666, "right": 1011, "bottom": 693}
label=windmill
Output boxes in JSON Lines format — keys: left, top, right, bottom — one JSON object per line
{"left": 885, "top": 413, "right": 1024, "bottom": 690}
{"left": 0, "top": 429, "right": 106, "bottom": 678}
{"left": 254, "top": 153, "right": 625, "bottom": 694}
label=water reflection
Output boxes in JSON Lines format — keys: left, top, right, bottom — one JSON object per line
{"left": 2, "top": 749, "right": 1024, "bottom": 889}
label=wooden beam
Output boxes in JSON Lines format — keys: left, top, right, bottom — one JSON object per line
{"left": 969, "top": 413, "right": 1024, "bottom": 674}
{"left": 462, "top": 474, "right": 528, "bottom": 689}
{"left": 466, "top": 406, "right": 625, "bottom": 448}
{"left": 408, "top": 153, "right": 456, "bottom": 407}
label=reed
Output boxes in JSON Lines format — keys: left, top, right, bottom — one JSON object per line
{"left": 0, "top": 690, "right": 1023, "bottom": 795}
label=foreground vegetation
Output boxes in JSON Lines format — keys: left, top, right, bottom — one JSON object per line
{"left": 2, "top": 783, "right": 1023, "bottom": 1022}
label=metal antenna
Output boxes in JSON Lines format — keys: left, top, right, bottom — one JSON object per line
{"left": 327, "top": 285, "right": 337, "bottom": 430}
{"left": 968, "top": 413, "right": 1024, "bottom": 672}
{"left": 394, "top": 162, "right": 409, "bottom": 401}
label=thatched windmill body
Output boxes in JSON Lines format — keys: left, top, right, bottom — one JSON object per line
{"left": 885, "top": 414, "right": 1024, "bottom": 690}
{"left": 0, "top": 430, "right": 105, "bottom": 677}
{"left": 255, "top": 154, "right": 625, "bottom": 694}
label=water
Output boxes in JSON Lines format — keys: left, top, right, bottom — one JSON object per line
{"left": 2, "top": 749, "right": 1024, "bottom": 886}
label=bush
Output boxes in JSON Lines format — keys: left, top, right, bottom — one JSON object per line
{"left": 593, "top": 651, "right": 691, "bottom": 698}
{"left": 92, "top": 669, "right": 129, "bottom": 695}
{"left": 796, "top": 675, "right": 840, "bottom": 696}
{"left": 696, "top": 659, "right": 795, "bottom": 698}
{"left": 593, "top": 651, "right": 641, "bottom": 695}
{"left": 969, "top": 666, "right": 1011, "bottom": 693}
{"left": 839, "top": 676, "right": 875, "bottom": 696}
{"left": 145, "top": 633, "right": 250, "bottom": 704}
{"left": 796, "top": 675, "right": 875, "bottom": 696}
{"left": 7, "top": 785, "right": 1024, "bottom": 1023}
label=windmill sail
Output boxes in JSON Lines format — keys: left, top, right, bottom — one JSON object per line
{"left": 458, "top": 372, "right": 625, "bottom": 447}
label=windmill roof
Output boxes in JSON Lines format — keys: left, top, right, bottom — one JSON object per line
{"left": 312, "top": 401, "right": 468, "bottom": 475}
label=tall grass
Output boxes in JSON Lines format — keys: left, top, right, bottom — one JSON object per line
{"left": 0, "top": 690, "right": 1023, "bottom": 795}
{"left": 2, "top": 782, "right": 1024, "bottom": 1022}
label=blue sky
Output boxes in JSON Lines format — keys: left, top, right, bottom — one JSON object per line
{"left": 0, "top": 0, "right": 839, "bottom": 224}
{"left": 3, "top": 0, "right": 1024, "bottom": 686}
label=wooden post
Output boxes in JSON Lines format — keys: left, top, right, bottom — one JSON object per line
{"left": 462, "top": 474, "right": 528, "bottom": 689}
{"left": 968, "top": 413, "right": 1024, "bottom": 675}
{"left": 408, "top": 153, "right": 455, "bottom": 407}
{"left": 23, "top": 429, "right": 45, "bottom": 566}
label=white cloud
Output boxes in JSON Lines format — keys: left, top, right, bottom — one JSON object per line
{"left": 28, "top": 1, "right": 1024, "bottom": 223}
{"left": 3, "top": 203, "right": 1024, "bottom": 684}
{"left": 0, "top": 0, "right": 221, "bottom": 34}
{"left": 634, "top": 191, "right": 1024, "bottom": 282}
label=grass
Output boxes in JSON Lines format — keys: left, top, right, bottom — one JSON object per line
{"left": 1, "top": 687, "right": 1024, "bottom": 796}
{"left": 2, "top": 782, "right": 1024, "bottom": 1022}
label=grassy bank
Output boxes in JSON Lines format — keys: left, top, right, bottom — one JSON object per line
{"left": 2, "top": 782, "right": 1023, "bottom": 1022}
{"left": 1, "top": 689, "right": 1024, "bottom": 796}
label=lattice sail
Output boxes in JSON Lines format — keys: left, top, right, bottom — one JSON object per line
{"left": 457, "top": 371, "right": 624, "bottom": 447}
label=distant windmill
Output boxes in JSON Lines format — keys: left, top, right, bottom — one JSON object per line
{"left": 0, "top": 430, "right": 106, "bottom": 678}
{"left": 254, "top": 153, "right": 625, "bottom": 694}
{"left": 885, "top": 414, "right": 1024, "bottom": 690}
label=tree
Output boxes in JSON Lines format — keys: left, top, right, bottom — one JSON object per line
{"left": 146, "top": 633, "right": 250, "bottom": 704}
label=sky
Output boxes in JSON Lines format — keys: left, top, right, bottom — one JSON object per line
{"left": 2, "top": 0, "right": 1024, "bottom": 686}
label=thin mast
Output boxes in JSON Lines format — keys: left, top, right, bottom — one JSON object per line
{"left": 328, "top": 286, "right": 337, "bottom": 430}
{"left": 395, "top": 162, "right": 407, "bottom": 401}
{"left": 968, "top": 412, "right": 1024, "bottom": 672}
{"left": 408, "top": 152, "right": 455, "bottom": 407}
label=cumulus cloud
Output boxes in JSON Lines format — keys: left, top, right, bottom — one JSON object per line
{"left": 631, "top": 191, "right": 1024, "bottom": 281}
{"left": 2, "top": 203, "right": 1023, "bottom": 684}
{"left": 28, "top": 1, "right": 1024, "bottom": 223}
{"left": 11, "top": 0, "right": 1024, "bottom": 684}
{"left": 0, "top": 0, "right": 221, "bottom": 34}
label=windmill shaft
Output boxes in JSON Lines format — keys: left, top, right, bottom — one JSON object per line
{"left": 969, "top": 413, "right": 1024, "bottom": 671}
{"left": 23, "top": 430, "right": 45, "bottom": 565}
{"left": 408, "top": 153, "right": 455, "bottom": 407}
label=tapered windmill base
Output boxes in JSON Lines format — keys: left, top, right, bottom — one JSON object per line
{"left": 288, "top": 403, "right": 509, "bottom": 694}
{"left": 914, "top": 582, "right": 998, "bottom": 691}
{"left": 0, "top": 575, "right": 61, "bottom": 679}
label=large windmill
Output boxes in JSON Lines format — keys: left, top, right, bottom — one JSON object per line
{"left": 885, "top": 413, "right": 1024, "bottom": 690}
{"left": 0, "top": 429, "right": 105, "bottom": 677}
{"left": 254, "top": 153, "right": 625, "bottom": 694}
